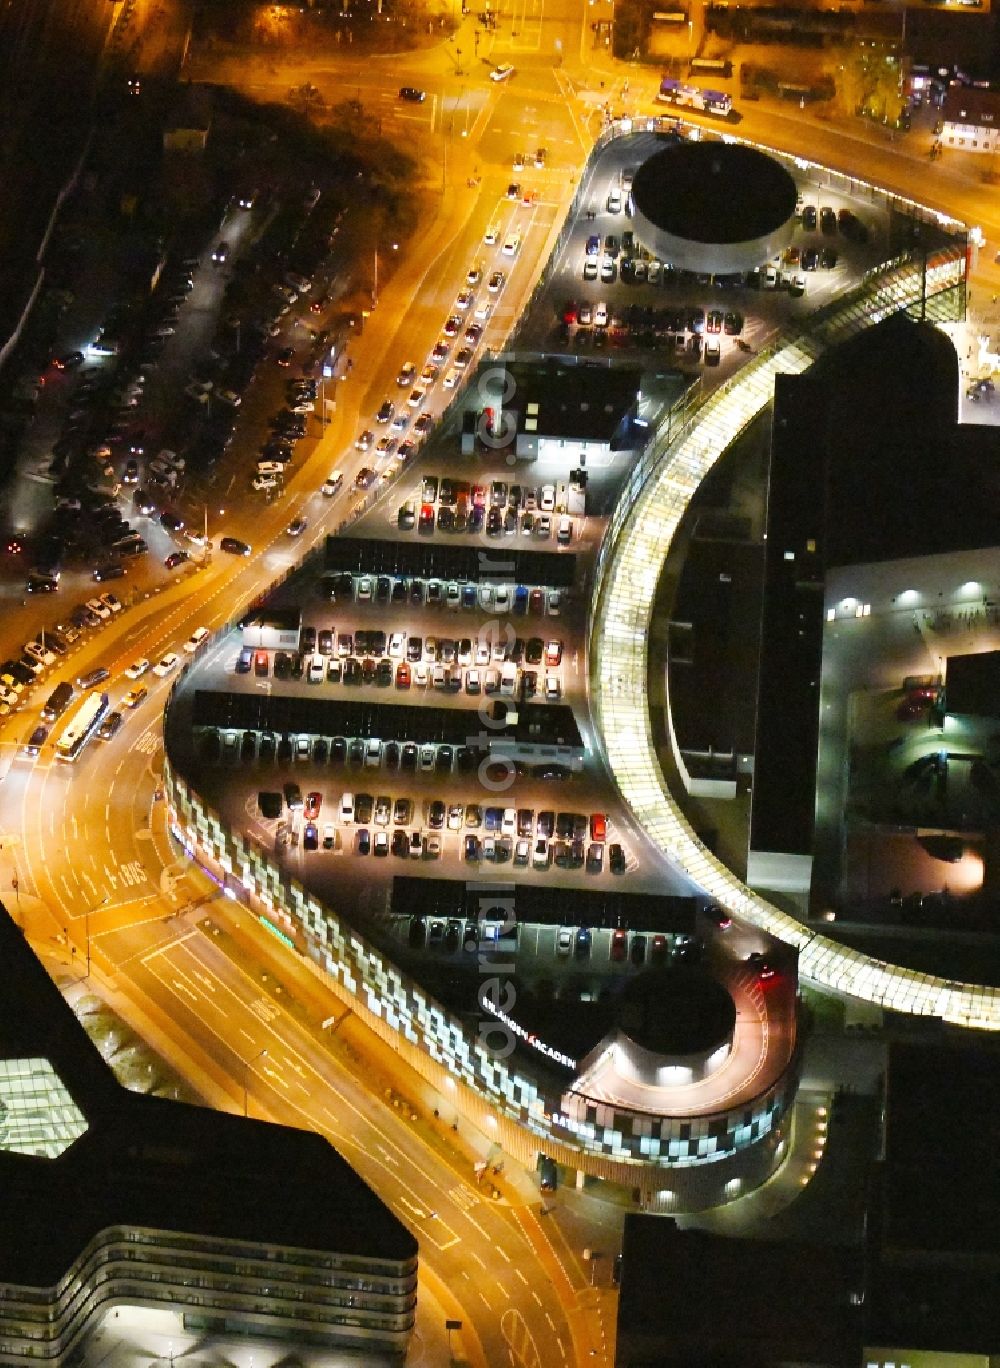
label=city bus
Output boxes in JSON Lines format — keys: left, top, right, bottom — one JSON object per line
{"left": 56, "top": 692, "right": 109, "bottom": 763}
{"left": 657, "top": 77, "right": 733, "bottom": 117}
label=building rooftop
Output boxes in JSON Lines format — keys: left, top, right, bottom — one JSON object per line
{"left": 942, "top": 82, "right": 1000, "bottom": 127}
{"left": 631, "top": 142, "right": 798, "bottom": 246}
{"left": 864, "top": 1040, "right": 1000, "bottom": 1355}
{"left": 749, "top": 372, "right": 825, "bottom": 859}
{"left": 0, "top": 905, "right": 416, "bottom": 1288}
{"left": 496, "top": 359, "right": 641, "bottom": 444}
{"left": 615, "top": 1215, "right": 862, "bottom": 1368}
{"left": 945, "top": 648, "right": 1000, "bottom": 718}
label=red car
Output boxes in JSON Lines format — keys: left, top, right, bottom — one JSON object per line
{"left": 610, "top": 928, "right": 628, "bottom": 962}
{"left": 747, "top": 951, "right": 775, "bottom": 980}
{"left": 562, "top": 300, "right": 577, "bottom": 325}
{"left": 304, "top": 791, "right": 322, "bottom": 821}
{"left": 590, "top": 812, "right": 607, "bottom": 843}
{"left": 544, "top": 639, "right": 563, "bottom": 667}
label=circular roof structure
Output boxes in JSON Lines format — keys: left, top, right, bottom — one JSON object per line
{"left": 630, "top": 141, "right": 798, "bottom": 274}
{"left": 617, "top": 966, "right": 737, "bottom": 1057}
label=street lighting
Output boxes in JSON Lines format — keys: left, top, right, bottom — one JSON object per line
{"left": 243, "top": 1047, "right": 268, "bottom": 1116}
{"left": 372, "top": 240, "right": 398, "bottom": 309}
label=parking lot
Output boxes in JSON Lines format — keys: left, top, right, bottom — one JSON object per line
{"left": 514, "top": 128, "right": 892, "bottom": 389}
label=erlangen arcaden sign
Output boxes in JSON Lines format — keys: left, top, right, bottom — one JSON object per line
{"left": 484, "top": 1003, "right": 578, "bottom": 1071}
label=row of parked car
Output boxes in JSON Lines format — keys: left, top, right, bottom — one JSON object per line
{"left": 204, "top": 728, "right": 574, "bottom": 781}
{"left": 320, "top": 569, "right": 564, "bottom": 615}
{"left": 408, "top": 920, "right": 676, "bottom": 963}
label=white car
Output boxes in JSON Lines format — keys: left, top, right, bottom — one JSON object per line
{"left": 308, "top": 653, "right": 325, "bottom": 683}
{"left": 321, "top": 471, "right": 343, "bottom": 497}
{"left": 490, "top": 63, "right": 515, "bottom": 81}
{"left": 556, "top": 925, "right": 572, "bottom": 954}
{"left": 153, "top": 652, "right": 180, "bottom": 677}
{"left": 252, "top": 474, "right": 278, "bottom": 491}
{"left": 183, "top": 626, "right": 209, "bottom": 654}
{"left": 501, "top": 807, "right": 517, "bottom": 835}
{"left": 545, "top": 674, "right": 561, "bottom": 700}
{"left": 540, "top": 484, "right": 556, "bottom": 512}
{"left": 448, "top": 804, "right": 464, "bottom": 831}
{"left": 473, "top": 299, "right": 492, "bottom": 322}
{"left": 396, "top": 361, "right": 416, "bottom": 387}
{"left": 340, "top": 792, "right": 354, "bottom": 824}
{"left": 24, "top": 641, "right": 56, "bottom": 667}
{"left": 86, "top": 597, "right": 111, "bottom": 621}
{"left": 443, "top": 368, "right": 460, "bottom": 389}
{"left": 455, "top": 290, "right": 474, "bottom": 311}
{"left": 484, "top": 224, "right": 500, "bottom": 246}
{"left": 388, "top": 631, "right": 406, "bottom": 658}
{"left": 607, "top": 187, "right": 623, "bottom": 214}
{"left": 501, "top": 234, "right": 521, "bottom": 257}
{"left": 216, "top": 388, "right": 242, "bottom": 407}
{"left": 407, "top": 387, "right": 426, "bottom": 409}
{"left": 594, "top": 301, "right": 608, "bottom": 328}
{"left": 125, "top": 658, "right": 150, "bottom": 679}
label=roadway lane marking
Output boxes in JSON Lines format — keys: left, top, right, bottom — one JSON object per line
{"left": 515, "top": 1269, "right": 529, "bottom": 1285}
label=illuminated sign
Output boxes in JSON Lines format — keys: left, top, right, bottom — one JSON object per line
{"left": 258, "top": 915, "right": 295, "bottom": 950}
{"left": 484, "top": 1004, "right": 577, "bottom": 1070}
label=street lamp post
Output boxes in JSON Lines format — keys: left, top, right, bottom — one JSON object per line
{"left": 372, "top": 240, "right": 398, "bottom": 309}
{"left": 243, "top": 1047, "right": 268, "bottom": 1116}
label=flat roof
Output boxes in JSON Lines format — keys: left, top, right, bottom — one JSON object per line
{"left": 749, "top": 372, "right": 825, "bottom": 857}
{"left": 865, "top": 1041, "right": 1000, "bottom": 1354}
{"left": 495, "top": 359, "right": 640, "bottom": 443}
{"left": 631, "top": 142, "right": 798, "bottom": 246}
{"left": 668, "top": 525, "right": 763, "bottom": 770}
{"left": 880, "top": 1040, "right": 1000, "bottom": 1256}
{"left": 240, "top": 607, "right": 302, "bottom": 631}
{"left": 819, "top": 315, "right": 996, "bottom": 568}
{"left": 945, "top": 648, "right": 1000, "bottom": 718}
{"left": 616, "top": 1216, "right": 862, "bottom": 1367}
{"left": 0, "top": 904, "right": 416, "bottom": 1287}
